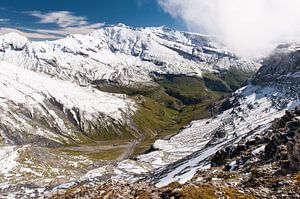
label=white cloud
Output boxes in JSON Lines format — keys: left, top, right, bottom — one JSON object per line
{"left": 0, "top": 28, "right": 59, "bottom": 40}
{"left": 27, "top": 11, "right": 88, "bottom": 28}
{"left": 30, "top": 23, "right": 105, "bottom": 36}
{"left": 22, "top": 11, "right": 105, "bottom": 39}
{"left": 0, "top": 18, "right": 9, "bottom": 22}
{"left": 158, "top": 0, "right": 300, "bottom": 58}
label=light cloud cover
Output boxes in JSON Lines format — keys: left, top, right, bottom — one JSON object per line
{"left": 0, "top": 11, "right": 104, "bottom": 40}
{"left": 0, "top": 18, "right": 9, "bottom": 22}
{"left": 26, "top": 11, "right": 88, "bottom": 28}
{"left": 158, "top": 0, "right": 300, "bottom": 58}
{"left": 0, "top": 28, "right": 59, "bottom": 40}
{"left": 34, "top": 23, "right": 105, "bottom": 35}
{"left": 25, "top": 11, "right": 105, "bottom": 37}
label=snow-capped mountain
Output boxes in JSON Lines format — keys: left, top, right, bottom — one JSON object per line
{"left": 0, "top": 25, "right": 260, "bottom": 195}
{"left": 0, "top": 25, "right": 259, "bottom": 146}
{"left": 0, "top": 25, "right": 258, "bottom": 86}
{"left": 0, "top": 25, "right": 298, "bottom": 197}
{"left": 253, "top": 43, "right": 300, "bottom": 87}
{"left": 80, "top": 43, "right": 300, "bottom": 188}
{"left": 0, "top": 61, "right": 135, "bottom": 146}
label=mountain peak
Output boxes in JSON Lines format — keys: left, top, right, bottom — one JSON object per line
{"left": 115, "top": 23, "right": 129, "bottom": 28}
{"left": 0, "top": 32, "right": 28, "bottom": 50}
{"left": 253, "top": 42, "right": 300, "bottom": 86}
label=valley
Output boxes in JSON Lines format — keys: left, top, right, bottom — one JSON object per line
{"left": 0, "top": 24, "right": 299, "bottom": 199}
{"left": 0, "top": 66, "right": 251, "bottom": 196}
{"left": 44, "top": 42, "right": 300, "bottom": 199}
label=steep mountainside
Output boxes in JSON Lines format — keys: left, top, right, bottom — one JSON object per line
{"left": 0, "top": 61, "right": 135, "bottom": 146}
{"left": 0, "top": 25, "right": 258, "bottom": 86}
{"left": 0, "top": 25, "right": 259, "bottom": 146}
{"left": 47, "top": 107, "right": 300, "bottom": 198}
{"left": 253, "top": 43, "right": 300, "bottom": 86}
{"left": 0, "top": 25, "right": 260, "bottom": 197}
{"left": 43, "top": 43, "right": 300, "bottom": 198}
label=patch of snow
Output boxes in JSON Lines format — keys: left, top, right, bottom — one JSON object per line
{"left": 229, "top": 160, "right": 238, "bottom": 171}
{"left": 251, "top": 145, "right": 266, "bottom": 156}
{"left": 155, "top": 141, "right": 229, "bottom": 187}
{"left": 0, "top": 145, "right": 19, "bottom": 175}
{"left": 287, "top": 94, "right": 300, "bottom": 110}
{"left": 51, "top": 182, "right": 77, "bottom": 192}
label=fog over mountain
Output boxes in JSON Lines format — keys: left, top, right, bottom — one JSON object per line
{"left": 158, "top": 0, "right": 300, "bottom": 58}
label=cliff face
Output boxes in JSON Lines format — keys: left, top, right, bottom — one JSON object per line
{"left": 288, "top": 109, "right": 300, "bottom": 172}
{"left": 253, "top": 43, "right": 300, "bottom": 87}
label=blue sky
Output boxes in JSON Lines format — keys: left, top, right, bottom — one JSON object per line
{"left": 0, "top": 0, "right": 185, "bottom": 39}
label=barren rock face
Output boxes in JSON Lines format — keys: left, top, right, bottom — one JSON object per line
{"left": 288, "top": 108, "right": 300, "bottom": 171}
{"left": 253, "top": 44, "right": 300, "bottom": 86}
{"left": 290, "top": 131, "right": 300, "bottom": 171}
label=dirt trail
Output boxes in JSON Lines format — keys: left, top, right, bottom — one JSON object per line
{"left": 60, "top": 140, "right": 139, "bottom": 161}
{"left": 117, "top": 140, "right": 139, "bottom": 161}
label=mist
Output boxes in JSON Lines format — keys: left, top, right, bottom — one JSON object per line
{"left": 158, "top": 0, "right": 300, "bottom": 58}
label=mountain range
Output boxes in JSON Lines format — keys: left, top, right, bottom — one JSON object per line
{"left": 0, "top": 25, "right": 299, "bottom": 198}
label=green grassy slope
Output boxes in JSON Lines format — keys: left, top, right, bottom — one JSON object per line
{"left": 54, "top": 69, "right": 254, "bottom": 159}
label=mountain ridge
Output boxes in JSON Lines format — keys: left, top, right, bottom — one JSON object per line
{"left": 1, "top": 25, "right": 286, "bottom": 198}
{"left": 0, "top": 25, "right": 259, "bottom": 87}
{"left": 67, "top": 42, "right": 300, "bottom": 191}
{"left": 0, "top": 25, "right": 259, "bottom": 147}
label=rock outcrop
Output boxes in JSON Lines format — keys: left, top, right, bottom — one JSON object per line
{"left": 253, "top": 43, "right": 300, "bottom": 87}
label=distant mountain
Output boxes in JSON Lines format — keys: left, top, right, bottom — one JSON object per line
{"left": 0, "top": 25, "right": 258, "bottom": 86}
{"left": 0, "top": 25, "right": 259, "bottom": 146}
{"left": 253, "top": 43, "right": 300, "bottom": 87}
{"left": 0, "top": 25, "right": 262, "bottom": 197}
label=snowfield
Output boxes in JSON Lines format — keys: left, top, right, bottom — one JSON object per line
{"left": 84, "top": 83, "right": 297, "bottom": 187}
{"left": 0, "top": 61, "right": 135, "bottom": 144}
{"left": 0, "top": 26, "right": 259, "bottom": 86}
{"left": 0, "top": 145, "right": 18, "bottom": 176}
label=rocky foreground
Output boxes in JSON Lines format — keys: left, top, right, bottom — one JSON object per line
{"left": 44, "top": 107, "right": 300, "bottom": 198}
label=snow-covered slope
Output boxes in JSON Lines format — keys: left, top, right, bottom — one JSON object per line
{"left": 253, "top": 43, "right": 300, "bottom": 86}
{"left": 0, "top": 25, "right": 260, "bottom": 146}
{"left": 83, "top": 84, "right": 293, "bottom": 183}
{"left": 0, "top": 61, "right": 134, "bottom": 145}
{"left": 0, "top": 25, "right": 259, "bottom": 87}
{"left": 81, "top": 43, "right": 300, "bottom": 187}
{"left": 150, "top": 84, "right": 295, "bottom": 187}
{"left": 145, "top": 44, "right": 300, "bottom": 186}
